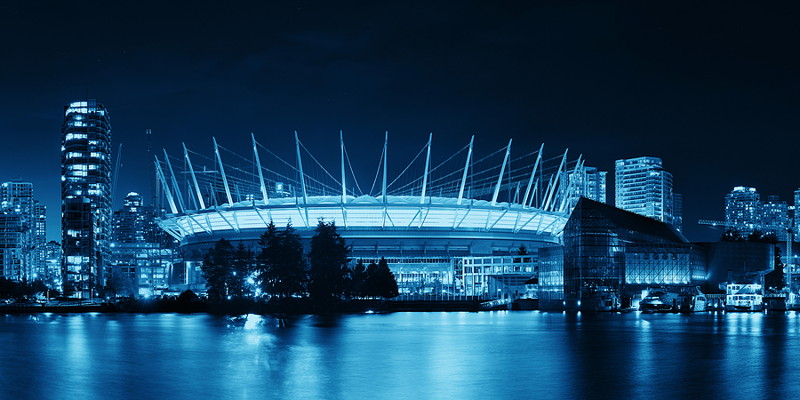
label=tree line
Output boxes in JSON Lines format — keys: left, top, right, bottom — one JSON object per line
{"left": 201, "top": 220, "right": 398, "bottom": 303}
{"left": 0, "top": 278, "right": 54, "bottom": 300}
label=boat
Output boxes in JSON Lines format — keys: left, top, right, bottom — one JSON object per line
{"left": 725, "top": 283, "right": 763, "bottom": 312}
{"left": 690, "top": 287, "right": 708, "bottom": 312}
{"left": 583, "top": 286, "right": 620, "bottom": 312}
{"left": 639, "top": 288, "right": 679, "bottom": 313}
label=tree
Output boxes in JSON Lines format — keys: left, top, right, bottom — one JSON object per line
{"left": 363, "top": 258, "right": 399, "bottom": 298}
{"left": 177, "top": 289, "right": 199, "bottom": 303}
{"left": 258, "top": 222, "right": 307, "bottom": 298}
{"left": 202, "top": 238, "right": 234, "bottom": 302}
{"left": 721, "top": 229, "right": 744, "bottom": 242}
{"left": 363, "top": 262, "right": 380, "bottom": 298}
{"left": 351, "top": 260, "right": 367, "bottom": 298}
{"left": 308, "top": 220, "right": 351, "bottom": 303}
{"left": 517, "top": 246, "right": 529, "bottom": 255}
{"left": 105, "top": 271, "right": 137, "bottom": 298}
{"left": 375, "top": 257, "right": 399, "bottom": 298}
{"left": 228, "top": 243, "right": 255, "bottom": 299}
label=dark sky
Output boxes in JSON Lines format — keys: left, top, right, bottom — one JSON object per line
{"left": 0, "top": 1, "right": 797, "bottom": 242}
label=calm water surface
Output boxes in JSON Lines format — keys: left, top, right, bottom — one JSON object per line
{"left": 1, "top": 311, "right": 798, "bottom": 399}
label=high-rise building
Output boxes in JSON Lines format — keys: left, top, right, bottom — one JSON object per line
{"left": 614, "top": 157, "right": 676, "bottom": 227}
{"left": 0, "top": 182, "right": 47, "bottom": 281}
{"left": 109, "top": 192, "right": 176, "bottom": 297}
{"left": 0, "top": 212, "right": 24, "bottom": 280}
{"left": 672, "top": 193, "right": 683, "bottom": 233}
{"left": 724, "top": 186, "right": 761, "bottom": 236}
{"left": 560, "top": 166, "right": 607, "bottom": 209}
{"left": 724, "top": 187, "right": 791, "bottom": 240}
{"left": 32, "top": 203, "right": 47, "bottom": 278}
{"left": 794, "top": 188, "right": 800, "bottom": 237}
{"left": 112, "top": 192, "right": 161, "bottom": 244}
{"left": 61, "top": 100, "right": 112, "bottom": 298}
{"left": 761, "top": 195, "right": 789, "bottom": 241}
{"left": 44, "top": 241, "right": 63, "bottom": 288}
{"left": 0, "top": 181, "right": 34, "bottom": 211}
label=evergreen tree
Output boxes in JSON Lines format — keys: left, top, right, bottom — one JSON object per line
{"left": 362, "top": 258, "right": 399, "bottom": 298}
{"left": 308, "top": 220, "right": 351, "bottom": 303}
{"left": 351, "top": 260, "right": 367, "bottom": 298}
{"left": 202, "top": 239, "right": 234, "bottom": 302}
{"left": 258, "top": 222, "right": 307, "bottom": 298}
{"left": 363, "top": 262, "right": 380, "bottom": 298}
{"left": 228, "top": 243, "right": 255, "bottom": 299}
{"left": 375, "top": 257, "right": 399, "bottom": 298}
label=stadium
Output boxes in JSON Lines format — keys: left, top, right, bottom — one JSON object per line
{"left": 156, "top": 132, "right": 585, "bottom": 298}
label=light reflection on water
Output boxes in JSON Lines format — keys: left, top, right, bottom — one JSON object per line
{"left": 0, "top": 311, "right": 799, "bottom": 399}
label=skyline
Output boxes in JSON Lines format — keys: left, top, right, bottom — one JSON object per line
{"left": 0, "top": 2, "right": 798, "bottom": 242}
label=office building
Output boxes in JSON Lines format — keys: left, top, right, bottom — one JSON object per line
{"left": 539, "top": 198, "right": 705, "bottom": 311}
{"left": 0, "top": 212, "right": 24, "bottom": 280}
{"left": 110, "top": 192, "right": 176, "bottom": 297}
{"left": 614, "top": 156, "right": 679, "bottom": 229}
{"left": 672, "top": 193, "right": 683, "bottom": 233}
{"left": 724, "top": 186, "right": 761, "bottom": 236}
{"left": 44, "top": 241, "right": 63, "bottom": 289}
{"left": 794, "top": 188, "right": 800, "bottom": 237}
{"left": 61, "top": 100, "right": 113, "bottom": 298}
{"left": 112, "top": 192, "right": 161, "bottom": 244}
{"left": 0, "top": 182, "right": 47, "bottom": 281}
{"left": 723, "top": 187, "right": 790, "bottom": 240}
{"left": 762, "top": 195, "right": 789, "bottom": 241}
{"left": 560, "top": 166, "right": 607, "bottom": 209}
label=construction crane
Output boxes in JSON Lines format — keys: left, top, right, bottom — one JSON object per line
{"left": 697, "top": 219, "right": 730, "bottom": 229}
{"left": 111, "top": 143, "right": 123, "bottom": 206}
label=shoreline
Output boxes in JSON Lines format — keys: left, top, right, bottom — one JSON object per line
{"left": 0, "top": 298, "right": 491, "bottom": 315}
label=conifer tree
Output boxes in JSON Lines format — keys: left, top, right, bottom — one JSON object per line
{"left": 258, "top": 222, "right": 307, "bottom": 298}
{"left": 202, "top": 239, "right": 234, "bottom": 302}
{"left": 308, "top": 220, "right": 351, "bottom": 303}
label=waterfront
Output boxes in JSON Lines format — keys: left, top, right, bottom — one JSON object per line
{"left": 1, "top": 311, "right": 799, "bottom": 399}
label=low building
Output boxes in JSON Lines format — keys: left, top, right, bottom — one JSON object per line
{"left": 540, "top": 198, "right": 706, "bottom": 311}
{"left": 700, "top": 241, "right": 774, "bottom": 285}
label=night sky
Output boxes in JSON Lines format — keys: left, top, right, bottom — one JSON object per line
{"left": 0, "top": 1, "right": 797, "bottom": 242}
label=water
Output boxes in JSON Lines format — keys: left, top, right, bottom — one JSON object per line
{"left": 0, "top": 311, "right": 798, "bottom": 399}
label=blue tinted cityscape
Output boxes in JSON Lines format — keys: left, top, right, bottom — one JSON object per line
{"left": 1, "top": 2, "right": 799, "bottom": 399}
{"left": 3, "top": 107, "right": 794, "bottom": 311}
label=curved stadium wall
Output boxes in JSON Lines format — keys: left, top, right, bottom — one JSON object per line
{"left": 156, "top": 134, "right": 584, "bottom": 297}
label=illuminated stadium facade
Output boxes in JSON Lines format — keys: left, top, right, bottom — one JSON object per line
{"left": 156, "top": 133, "right": 587, "bottom": 297}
